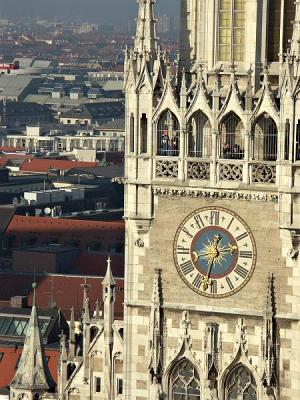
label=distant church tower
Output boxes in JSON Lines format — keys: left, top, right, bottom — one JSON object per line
{"left": 10, "top": 283, "right": 55, "bottom": 400}
{"left": 124, "top": 0, "right": 300, "bottom": 399}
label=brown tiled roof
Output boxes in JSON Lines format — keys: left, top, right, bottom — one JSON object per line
{"left": 6, "top": 216, "right": 124, "bottom": 250}
{"left": 20, "top": 159, "right": 97, "bottom": 173}
{"left": 0, "top": 272, "right": 124, "bottom": 321}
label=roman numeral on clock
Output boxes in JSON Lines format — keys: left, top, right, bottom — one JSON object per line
{"left": 182, "top": 227, "right": 193, "bottom": 239}
{"left": 192, "top": 273, "right": 202, "bottom": 289}
{"left": 210, "top": 280, "right": 217, "bottom": 294}
{"left": 177, "top": 246, "right": 190, "bottom": 255}
{"left": 180, "top": 260, "right": 194, "bottom": 275}
{"left": 236, "top": 232, "right": 248, "bottom": 241}
{"left": 226, "top": 277, "right": 234, "bottom": 291}
{"left": 227, "top": 217, "right": 234, "bottom": 230}
{"left": 194, "top": 214, "right": 205, "bottom": 229}
{"left": 235, "top": 264, "right": 248, "bottom": 279}
{"left": 209, "top": 211, "right": 220, "bottom": 226}
{"left": 239, "top": 250, "right": 253, "bottom": 259}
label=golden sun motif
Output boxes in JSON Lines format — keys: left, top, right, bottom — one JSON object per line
{"left": 192, "top": 234, "right": 237, "bottom": 268}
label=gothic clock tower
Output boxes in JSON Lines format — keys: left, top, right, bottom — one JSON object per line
{"left": 124, "top": 1, "right": 300, "bottom": 399}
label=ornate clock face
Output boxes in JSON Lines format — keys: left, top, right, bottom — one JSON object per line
{"left": 173, "top": 207, "right": 256, "bottom": 298}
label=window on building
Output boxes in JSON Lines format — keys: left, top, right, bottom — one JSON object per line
{"left": 157, "top": 109, "right": 180, "bottom": 157}
{"left": 225, "top": 364, "right": 257, "bottom": 400}
{"left": 88, "top": 241, "right": 102, "bottom": 252}
{"left": 220, "top": 112, "right": 245, "bottom": 159}
{"left": 140, "top": 113, "right": 148, "bottom": 153}
{"left": 188, "top": 111, "right": 212, "bottom": 158}
{"left": 130, "top": 113, "right": 134, "bottom": 153}
{"left": 171, "top": 359, "right": 200, "bottom": 400}
{"left": 296, "top": 120, "right": 300, "bottom": 161}
{"left": 67, "top": 363, "right": 76, "bottom": 380}
{"left": 267, "top": 0, "right": 281, "bottom": 62}
{"left": 117, "top": 378, "right": 123, "bottom": 395}
{"left": 268, "top": 0, "right": 296, "bottom": 61}
{"left": 95, "top": 377, "right": 101, "bottom": 393}
{"left": 252, "top": 114, "right": 278, "bottom": 161}
{"left": 283, "top": 0, "right": 296, "bottom": 55}
{"left": 284, "top": 119, "right": 290, "bottom": 161}
{"left": 218, "top": 0, "right": 246, "bottom": 62}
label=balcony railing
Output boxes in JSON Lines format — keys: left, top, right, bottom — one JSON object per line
{"left": 153, "top": 156, "right": 277, "bottom": 185}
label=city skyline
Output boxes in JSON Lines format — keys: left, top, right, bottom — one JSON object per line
{"left": 0, "top": 0, "right": 179, "bottom": 23}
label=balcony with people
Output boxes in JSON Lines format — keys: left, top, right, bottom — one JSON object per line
{"left": 156, "top": 110, "right": 180, "bottom": 157}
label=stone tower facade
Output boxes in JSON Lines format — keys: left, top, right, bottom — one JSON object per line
{"left": 57, "top": 259, "right": 124, "bottom": 400}
{"left": 124, "top": 0, "right": 300, "bottom": 399}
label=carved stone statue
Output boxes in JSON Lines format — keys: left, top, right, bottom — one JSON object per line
{"left": 149, "top": 376, "right": 163, "bottom": 400}
{"left": 264, "top": 387, "right": 276, "bottom": 400}
{"left": 204, "top": 381, "right": 219, "bottom": 400}
{"left": 210, "top": 387, "right": 219, "bottom": 400}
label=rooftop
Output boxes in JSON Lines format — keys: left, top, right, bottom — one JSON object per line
{"left": 20, "top": 159, "right": 97, "bottom": 173}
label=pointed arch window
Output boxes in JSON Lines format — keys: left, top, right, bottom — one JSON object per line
{"left": 218, "top": 0, "right": 246, "bottom": 62}
{"left": 170, "top": 359, "right": 201, "bottom": 400}
{"left": 225, "top": 364, "right": 257, "bottom": 400}
{"left": 188, "top": 111, "right": 212, "bottom": 158}
{"left": 220, "top": 112, "right": 245, "bottom": 159}
{"left": 157, "top": 110, "right": 180, "bottom": 157}
{"left": 252, "top": 114, "right": 278, "bottom": 161}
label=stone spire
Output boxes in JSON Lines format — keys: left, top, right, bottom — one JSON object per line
{"left": 10, "top": 283, "right": 54, "bottom": 394}
{"left": 148, "top": 269, "right": 164, "bottom": 380}
{"left": 69, "top": 307, "right": 76, "bottom": 357}
{"left": 134, "top": 0, "right": 158, "bottom": 56}
{"left": 262, "top": 273, "right": 278, "bottom": 390}
{"left": 102, "top": 256, "right": 116, "bottom": 400}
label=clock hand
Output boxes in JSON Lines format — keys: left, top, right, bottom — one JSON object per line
{"left": 201, "top": 234, "right": 221, "bottom": 291}
{"left": 191, "top": 250, "right": 208, "bottom": 262}
{"left": 201, "top": 258, "right": 214, "bottom": 291}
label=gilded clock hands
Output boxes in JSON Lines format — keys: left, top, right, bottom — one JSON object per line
{"left": 197, "top": 235, "right": 238, "bottom": 291}
{"left": 226, "top": 243, "right": 238, "bottom": 254}
{"left": 200, "top": 258, "right": 214, "bottom": 291}
{"left": 200, "top": 234, "right": 221, "bottom": 291}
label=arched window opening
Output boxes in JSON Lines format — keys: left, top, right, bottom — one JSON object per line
{"left": 90, "top": 326, "right": 99, "bottom": 343}
{"left": 295, "top": 120, "right": 300, "bottom": 161}
{"left": 67, "top": 363, "right": 76, "bottom": 380}
{"left": 225, "top": 365, "right": 257, "bottom": 400}
{"left": 171, "top": 359, "right": 201, "bottom": 400}
{"left": 220, "top": 113, "right": 244, "bottom": 159}
{"left": 253, "top": 114, "right": 278, "bottom": 161}
{"left": 188, "top": 111, "right": 212, "bottom": 158}
{"left": 157, "top": 110, "right": 180, "bottom": 157}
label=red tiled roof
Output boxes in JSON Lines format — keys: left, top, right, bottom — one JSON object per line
{"left": 27, "top": 274, "right": 124, "bottom": 320}
{"left": 20, "top": 159, "right": 97, "bottom": 173}
{"left": 6, "top": 216, "right": 124, "bottom": 250}
{"left": 0, "top": 345, "right": 59, "bottom": 388}
{"left": 0, "top": 272, "right": 124, "bottom": 321}
{"left": 5, "top": 216, "right": 125, "bottom": 276}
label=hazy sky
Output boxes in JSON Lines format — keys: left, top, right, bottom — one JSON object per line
{"left": 0, "top": 0, "right": 179, "bottom": 23}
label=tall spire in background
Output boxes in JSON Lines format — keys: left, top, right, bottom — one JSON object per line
{"left": 102, "top": 256, "right": 116, "bottom": 400}
{"left": 134, "top": 0, "right": 158, "bottom": 56}
{"left": 10, "top": 283, "right": 54, "bottom": 394}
